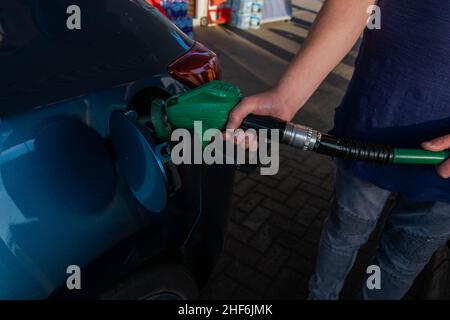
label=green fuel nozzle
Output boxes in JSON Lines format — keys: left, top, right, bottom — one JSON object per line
{"left": 150, "top": 80, "right": 450, "bottom": 166}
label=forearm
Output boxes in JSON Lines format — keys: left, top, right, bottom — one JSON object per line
{"left": 275, "top": 0, "right": 376, "bottom": 111}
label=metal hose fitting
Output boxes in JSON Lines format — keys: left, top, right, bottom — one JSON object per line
{"left": 282, "top": 122, "right": 320, "bottom": 151}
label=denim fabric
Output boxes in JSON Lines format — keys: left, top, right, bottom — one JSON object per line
{"left": 309, "top": 162, "right": 450, "bottom": 300}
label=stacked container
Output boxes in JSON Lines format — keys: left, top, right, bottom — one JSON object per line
{"left": 165, "top": 0, "right": 194, "bottom": 38}
{"left": 250, "top": 0, "right": 263, "bottom": 29}
{"left": 230, "top": 0, "right": 264, "bottom": 30}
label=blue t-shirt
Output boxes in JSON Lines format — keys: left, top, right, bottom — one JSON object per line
{"left": 333, "top": 0, "right": 450, "bottom": 203}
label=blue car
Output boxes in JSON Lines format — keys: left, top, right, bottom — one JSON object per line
{"left": 0, "top": 0, "right": 233, "bottom": 299}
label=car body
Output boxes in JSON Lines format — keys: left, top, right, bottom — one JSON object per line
{"left": 0, "top": 0, "right": 233, "bottom": 299}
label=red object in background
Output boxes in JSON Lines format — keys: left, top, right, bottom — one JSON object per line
{"left": 200, "top": 0, "right": 231, "bottom": 27}
{"left": 217, "top": 6, "right": 232, "bottom": 24}
{"left": 146, "top": 0, "right": 167, "bottom": 17}
{"left": 168, "top": 42, "right": 222, "bottom": 88}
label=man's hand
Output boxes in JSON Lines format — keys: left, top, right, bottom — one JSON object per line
{"left": 422, "top": 135, "right": 450, "bottom": 178}
{"left": 224, "top": 89, "right": 296, "bottom": 150}
{"left": 226, "top": 88, "right": 297, "bottom": 130}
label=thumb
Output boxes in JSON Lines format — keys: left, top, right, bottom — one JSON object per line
{"left": 226, "top": 98, "right": 255, "bottom": 130}
{"left": 422, "top": 134, "right": 450, "bottom": 151}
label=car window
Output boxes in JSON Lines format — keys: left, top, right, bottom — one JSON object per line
{"left": 0, "top": 0, "right": 193, "bottom": 118}
{"left": 32, "top": 0, "right": 114, "bottom": 39}
{"left": 0, "top": 18, "right": 4, "bottom": 39}
{"left": 0, "top": 23, "right": 4, "bottom": 47}
{"left": 0, "top": 0, "right": 41, "bottom": 55}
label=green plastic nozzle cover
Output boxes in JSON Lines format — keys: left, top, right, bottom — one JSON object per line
{"left": 393, "top": 148, "right": 450, "bottom": 165}
{"left": 163, "top": 81, "right": 242, "bottom": 146}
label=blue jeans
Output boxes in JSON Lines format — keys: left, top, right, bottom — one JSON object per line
{"left": 309, "top": 163, "right": 450, "bottom": 300}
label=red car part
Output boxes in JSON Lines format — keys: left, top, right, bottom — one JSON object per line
{"left": 146, "top": 0, "right": 167, "bottom": 17}
{"left": 168, "top": 42, "right": 222, "bottom": 88}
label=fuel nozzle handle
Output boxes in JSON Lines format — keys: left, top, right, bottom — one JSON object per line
{"left": 241, "top": 114, "right": 450, "bottom": 165}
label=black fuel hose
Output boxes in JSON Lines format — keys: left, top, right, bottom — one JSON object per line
{"left": 314, "top": 134, "right": 394, "bottom": 164}
{"left": 241, "top": 115, "right": 450, "bottom": 165}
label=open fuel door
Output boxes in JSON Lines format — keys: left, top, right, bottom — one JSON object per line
{"left": 109, "top": 110, "right": 180, "bottom": 213}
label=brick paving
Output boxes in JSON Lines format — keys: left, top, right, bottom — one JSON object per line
{"left": 203, "top": 147, "right": 336, "bottom": 299}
